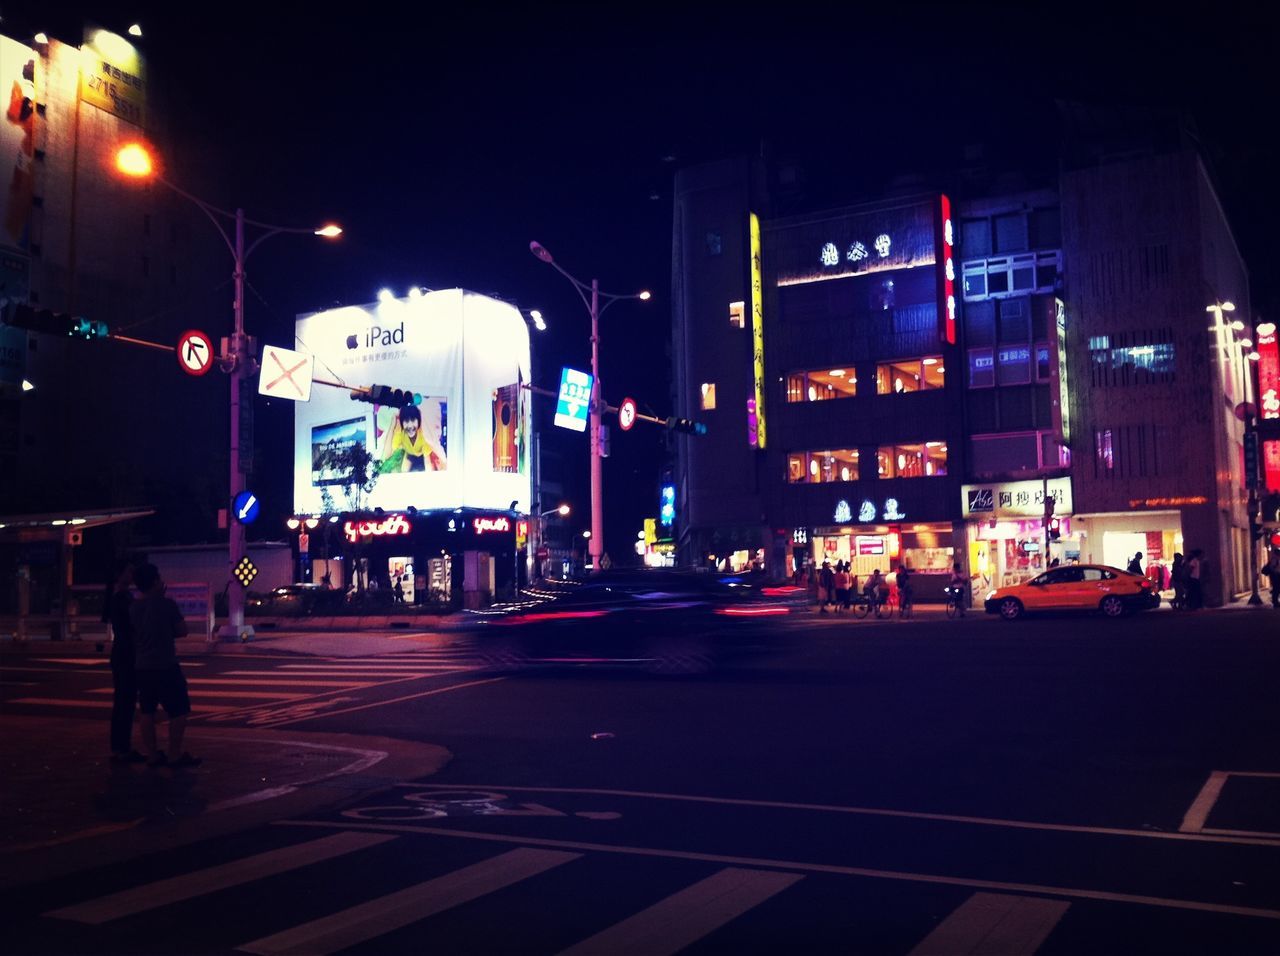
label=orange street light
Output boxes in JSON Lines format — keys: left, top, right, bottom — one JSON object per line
{"left": 115, "top": 142, "right": 153, "bottom": 178}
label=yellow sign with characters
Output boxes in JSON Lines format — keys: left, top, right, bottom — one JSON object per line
{"left": 750, "top": 212, "right": 767, "bottom": 449}
{"left": 644, "top": 518, "right": 657, "bottom": 546}
{"left": 80, "top": 27, "right": 145, "bottom": 126}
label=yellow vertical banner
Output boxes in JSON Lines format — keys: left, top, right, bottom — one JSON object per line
{"left": 750, "top": 212, "right": 767, "bottom": 449}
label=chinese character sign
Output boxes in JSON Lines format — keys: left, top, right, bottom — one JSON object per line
{"left": 750, "top": 213, "right": 768, "bottom": 449}
{"left": 554, "top": 367, "right": 593, "bottom": 433}
{"left": 1258, "top": 322, "right": 1280, "bottom": 491}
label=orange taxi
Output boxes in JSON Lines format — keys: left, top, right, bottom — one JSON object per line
{"left": 984, "top": 564, "right": 1160, "bottom": 620}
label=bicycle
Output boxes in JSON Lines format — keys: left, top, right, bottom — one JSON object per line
{"left": 898, "top": 589, "right": 914, "bottom": 618}
{"left": 943, "top": 585, "right": 966, "bottom": 619}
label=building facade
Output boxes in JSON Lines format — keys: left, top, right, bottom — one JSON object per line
{"left": 674, "top": 119, "right": 1257, "bottom": 606}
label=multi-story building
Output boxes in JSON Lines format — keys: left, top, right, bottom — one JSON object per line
{"left": 673, "top": 162, "right": 964, "bottom": 598}
{"left": 674, "top": 113, "right": 1257, "bottom": 606}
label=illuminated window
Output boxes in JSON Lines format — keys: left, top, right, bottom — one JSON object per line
{"left": 876, "top": 357, "right": 944, "bottom": 395}
{"left": 1095, "top": 429, "right": 1115, "bottom": 476}
{"left": 996, "top": 345, "right": 1032, "bottom": 386}
{"left": 729, "top": 301, "right": 745, "bottom": 328}
{"left": 700, "top": 383, "right": 716, "bottom": 411}
{"left": 968, "top": 348, "right": 995, "bottom": 388}
{"left": 1089, "top": 331, "right": 1176, "bottom": 385}
{"left": 786, "top": 449, "right": 860, "bottom": 483}
{"left": 877, "top": 443, "right": 947, "bottom": 478}
{"left": 962, "top": 251, "right": 1060, "bottom": 302}
{"left": 1035, "top": 342, "right": 1052, "bottom": 382}
{"left": 785, "top": 368, "right": 857, "bottom": 402}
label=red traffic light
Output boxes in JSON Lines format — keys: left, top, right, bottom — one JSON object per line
{"left": 1271, "top": 531, "right": 1280, "bottom": 549}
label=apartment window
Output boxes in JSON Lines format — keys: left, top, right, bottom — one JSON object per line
{"left": 876, "top": 357, "right": 944, "bottom": 394}
{"left": 997, "top": 345, "right": 1032, "bottom": 386}
{"left": 1035, "top": 343, "right": 1052, "bottom": 382}
{"left": 785, "top": 368, "right": 857, "bottom": 402}
{"left": 969, "top": 430, "right": 1067, "bottom": 476}
{"left": 700, "top": 383, "right": 717, "bottom": 410}
{"left": 968, "top": 348, "right": 995, "bottom": 388}
{"left": 877, "top": 442, "right": 947, "bottom": 479}
{"left": 1089, "top": 330, "right": 1176, "bottom": 385}
{"left": 729, "top": 301, "right": 745, "bottom": 329}
{"left": 961, "top": 218, "right": 993, "bottom": 257}
{"left": 962, "top": 251, "right": 1060, "bottom": 302}
{"left": 787, "top": 449, "right": 860, "bottom": 484}
{"left": 997, "top": 298, "right": 1030, "bottom": 342}
{"left": 1095, "top": 428, "right": 1115, "bottom": 476}
{"left": 994, "top": 212, "right": 1029, "bottom": 253}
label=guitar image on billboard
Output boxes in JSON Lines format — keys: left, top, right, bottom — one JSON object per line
{"left": 492, "top": 381, "right": 519, "bottom": 473}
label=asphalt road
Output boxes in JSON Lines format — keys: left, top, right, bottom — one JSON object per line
{"left": 4, "top": 606, "right": 1280, "bottom": 954}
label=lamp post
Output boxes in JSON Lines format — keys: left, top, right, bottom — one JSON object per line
{"left": 116, "top": 143, "right": 341, "bottom": 638}
{"left": 529, "top": 241, "right": 649, "bottom": 573}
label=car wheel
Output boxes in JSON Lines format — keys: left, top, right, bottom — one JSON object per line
{"left": 1100, "top": 595, "right": 1126, "bottom": 618}
{"left": 998, "top": 598, "right": 1023, "bottom": 621}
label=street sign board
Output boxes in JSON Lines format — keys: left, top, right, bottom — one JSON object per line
{"left": 232, "top": 490, "right": 260, "bottom": 525}
{"left": 554, "top": 366, "right": 592, "bottom": 433}
{"left": 259, "top": 344, "right": 315, "bottom": 402}
{"left": 177, "top": 329, "right": 214, "bottom": 376}
{"left": 618, "top": 396, "right": 637, "bottom": 431}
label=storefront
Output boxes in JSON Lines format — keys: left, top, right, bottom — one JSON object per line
{"left": 333, "top": 508, "right": 524, "bottom": 608}
{"left": 797, "top": 521, "right": 956, "bottom": 600}
{"left": 961, "top": 477, "right": 1079, "bottom": 590}
{"left": 1071, "top": 508, "right": 1185, "bottom": 590}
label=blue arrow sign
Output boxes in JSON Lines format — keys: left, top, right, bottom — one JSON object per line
{"left": 233, "top": 490, "right": 260, "bottom": 525}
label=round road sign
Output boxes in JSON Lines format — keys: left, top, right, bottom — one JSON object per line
{"left": 618, "top": 397, "right": 637, "bottom": 431}
{"left": 177, "top": 329, "right": 215, "bottom": 376}
{"left": 232, "top": 490, "right": 260, "bottom": 525}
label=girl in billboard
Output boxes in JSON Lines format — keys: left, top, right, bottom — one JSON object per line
{"left": 379, "top": 404, "right": 446, "bottom": 472}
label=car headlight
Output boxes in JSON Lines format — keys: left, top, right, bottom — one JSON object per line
{"left": 986, "top": 590, "right": 998, "bottom": 601}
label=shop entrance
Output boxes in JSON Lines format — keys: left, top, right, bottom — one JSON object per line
{"left": 389, "top": 556, "right": 414, "bottom": 604}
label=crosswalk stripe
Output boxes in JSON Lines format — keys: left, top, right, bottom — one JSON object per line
{"left": 8, "top": 698, "right": 234, "bottom": 713}
{"left": 87, "top": 688, "right": 310, "bottom": 701}
{"left": 45, "top": 832, "right": 396, "bottom": 925}
{"left": 558, "top": 867, "right": 802, "bottom": 956}
{"left": 220, "top": 669, "right": 444, "bottom": 678}
{"left": 185, "top": 679, "right": 369, "bottom": 688}
{"left": 278, "top": 664, "right": 465, "bottom": 671}
{"left": 237, "top": 847, "right": 581, "bottom": 956}
{"left": 907, "top": 892, "right": 1070, "bottom": 956}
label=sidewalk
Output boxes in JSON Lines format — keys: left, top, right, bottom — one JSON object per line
{"left": 0, "top": 714, "right": 451, "bottom": 889}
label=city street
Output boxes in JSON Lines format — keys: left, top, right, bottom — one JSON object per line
{"left": 3, "top": 606, "right": 1280, "bottom": 953}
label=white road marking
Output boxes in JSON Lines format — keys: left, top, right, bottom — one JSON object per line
{"left": 8, "top": 698, "right": 234, "bottom": 714}
{"left": 1180, "top": 772, "right": 1229, "bottom": 833}
{"left": 416, "top": 783, "right": 1280, "bottom": 849}
{"left": 237, "top": 847, "right": 580, "bottom": 955}
{"left": 30, "top": 658, "right": 110, "bottom": 665}
{"left": 258, "top": 677, "right": 508, "bottom": 727}
{"left": 87, "top": 688, "right": 311, "bottom": 701}
{"left": 280, "top": 819, "right": 1280, "bottom": 922}
{"left": 557, "top": 867, "right": 802, "bottom": 956}
{"left": 907, "top": 892, "right": 1070, "bottom": 955}
{"left": 45, "top": 832, "right": 395, "bottom": 924}
{"left": 185, "top": 678, "right": 369, "bottom": 688}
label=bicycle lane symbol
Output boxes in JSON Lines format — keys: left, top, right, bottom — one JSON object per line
{"left": 341, "top": 787, "right": 622, "bottom": 822}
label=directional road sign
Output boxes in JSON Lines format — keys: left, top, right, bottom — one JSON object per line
{"left": 554, "top": 366, "right": 592, "bottom": 433}
{"left": 259, "top": 344, "right": 315, "bottom": 402}
{"left": 177, "top": 329, "right": 214, "bottom": 376}
{"left": 232, "top": 490, "right": 260, "bottom": 525}
{"left": 618, "top": 396, "right": 637, "bottom": 431}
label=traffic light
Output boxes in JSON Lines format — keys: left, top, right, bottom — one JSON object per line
{"left": 1047, "top": 516, "right": 1062, "bottom": 540}
{"left": 665, "top": 416, "right": 708, "bottom": 435}
{"left": 350, "top": 384, "right": 421, "bottom": 407}
{"left": 1, "top": 300, "right": 108, "bottom": 339}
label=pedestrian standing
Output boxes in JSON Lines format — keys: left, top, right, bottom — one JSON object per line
{"left": 130, "top": 562, "right": 202, "bottom": 769}
{"left": 104, "top": 558, "right": 144, "bottom": 764}
{"left": 818, "top": 561, "right": 834, "bottom": 614}
{"left": 1170, "top": 553, "right": 1186, "bottom": 609}
{"left": 1186, "top": 549, "right": 1204, "bottom": 610}
{"left": 1127, "top": 551, "right": 1144, "bottom": 575}
{"left": 833, "top": 563, "right": 851, "bottom": 614}
{"left": 1265, "top": 549, "right": 1280, "bottom": 609}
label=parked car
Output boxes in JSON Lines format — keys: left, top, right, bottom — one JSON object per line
{"left": 246, "top": 583, "right": 345, "bottom": 616}
{"left": 984, "top": 564, "right": 1160, "bottom": 620}
{"left": 457, "top": 569, "right": 796, "bottom": 674}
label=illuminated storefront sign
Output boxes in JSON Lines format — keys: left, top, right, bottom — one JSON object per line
{"left": 344, "top": 513, "right": 411, "bottom": 542}
{"left": 80, "top": 26, "right": 145, "bottom": 126}
{"left": 1258, "top": 322, "right": 1280, "bottom": 490}
{"left": 962, "top": 478, "right": 1073, "bottom": 519}
{"left": 775, "top": 200, "right": 936, "bottom": 287}
{"left": 750, "top": 212, "right": 767, "bottom": 449}
{"left": 660, "top": 484, "right": 676, "bottom": 528}
{"left": 937, "top": 195, "right": 955, "bottom": 345}
{"left": 473, "top": 515, "right": 511, "bottom": 534}
{"left": 856, "top": 535, "right": 885, "bottom": 556}
{"left": 1053, "top": 298, "right": 1071, "bottom": 443}
{"left": 834, "top": 500, "right": 853, "bottom": 523}
{"left": 1127, "top": 496, "right": 1208, "bottom": 509}
{"left": 838, "top": 499, "right": 906, "bottom": 523}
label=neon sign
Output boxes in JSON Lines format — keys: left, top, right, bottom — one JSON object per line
{"left": 1258, "top": 321, "right": 1280, "bottom": 491}
{"left": 344, "top": 513, "right": 411, "bottom": 542}
{"left": 834, "top": 500, "right": 853, "bottom": 523}
{"left": 473, "top": 516, "right": 511, "bottom": 534}
{"left": 937, "top": 195, "right": 955, "bottom": 345}
{"left": 750, "top": 213, "right": 768, "bottom": 449}
{"left": 883, "top": 498, "right": 905, "bottom": 521}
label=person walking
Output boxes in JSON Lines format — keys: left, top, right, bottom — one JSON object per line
{"left": 833, "top": 563, "right": 851, "bottom": 614}
{"left": 1170, "top": 553, "right": 1186, "bottom": 609}
{"left": 1186, "top": 549, "right": 1204, "bottom": 610}
{"left": 130, "top": 562, "right": 201, "bottom": 769}
{"left": 1127, "top": 551, "right": 1144, "bottom": 575}
{"left": 947, "top": 562, "right": 968, "bottom": 616}
{"left": 1264, "top": 548, "right": 1280, "bottom": 609}
{"left": 103, "top": 558, "right": 144, "bottom": 764}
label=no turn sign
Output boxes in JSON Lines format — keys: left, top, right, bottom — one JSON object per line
{"left": 177, "top": 329, "right": 214, "bottom": 376}
{"left": 618, "top": 396, "right": 637, "bottom": 431}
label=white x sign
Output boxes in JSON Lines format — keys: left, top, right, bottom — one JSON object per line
{"left": 258, "top": 345, "right": 315, "bottom": 402}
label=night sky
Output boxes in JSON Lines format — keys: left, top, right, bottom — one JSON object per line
{"left": 28, "top": 3, "right": 1280, "bottom": 554}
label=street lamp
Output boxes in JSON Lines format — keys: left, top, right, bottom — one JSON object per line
{"left": 530, "top": 241, "right": 649, "bottom": 573}
{"left": 116, "top": 142, "right": 341, "bottom": 638}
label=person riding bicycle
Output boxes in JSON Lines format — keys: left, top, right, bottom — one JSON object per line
{"left": 864, "top": 569, "right": 888, "bottom": 608}
{"left": 946, "top": 562, "right": 967, "bottom": 615}
{"left": 895, "top": 564, "right": 914, "bottom": 612}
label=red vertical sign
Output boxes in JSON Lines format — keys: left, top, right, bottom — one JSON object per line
{"left": 1258, "top": 322, "right": 1280, "bottom": 491}
{"left": 937, "top": 194, "right": 956, "bottom": 345}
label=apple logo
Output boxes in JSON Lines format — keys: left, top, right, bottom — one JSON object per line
{"left": 346, "top": 334, "right": 358, "bottom": 350}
